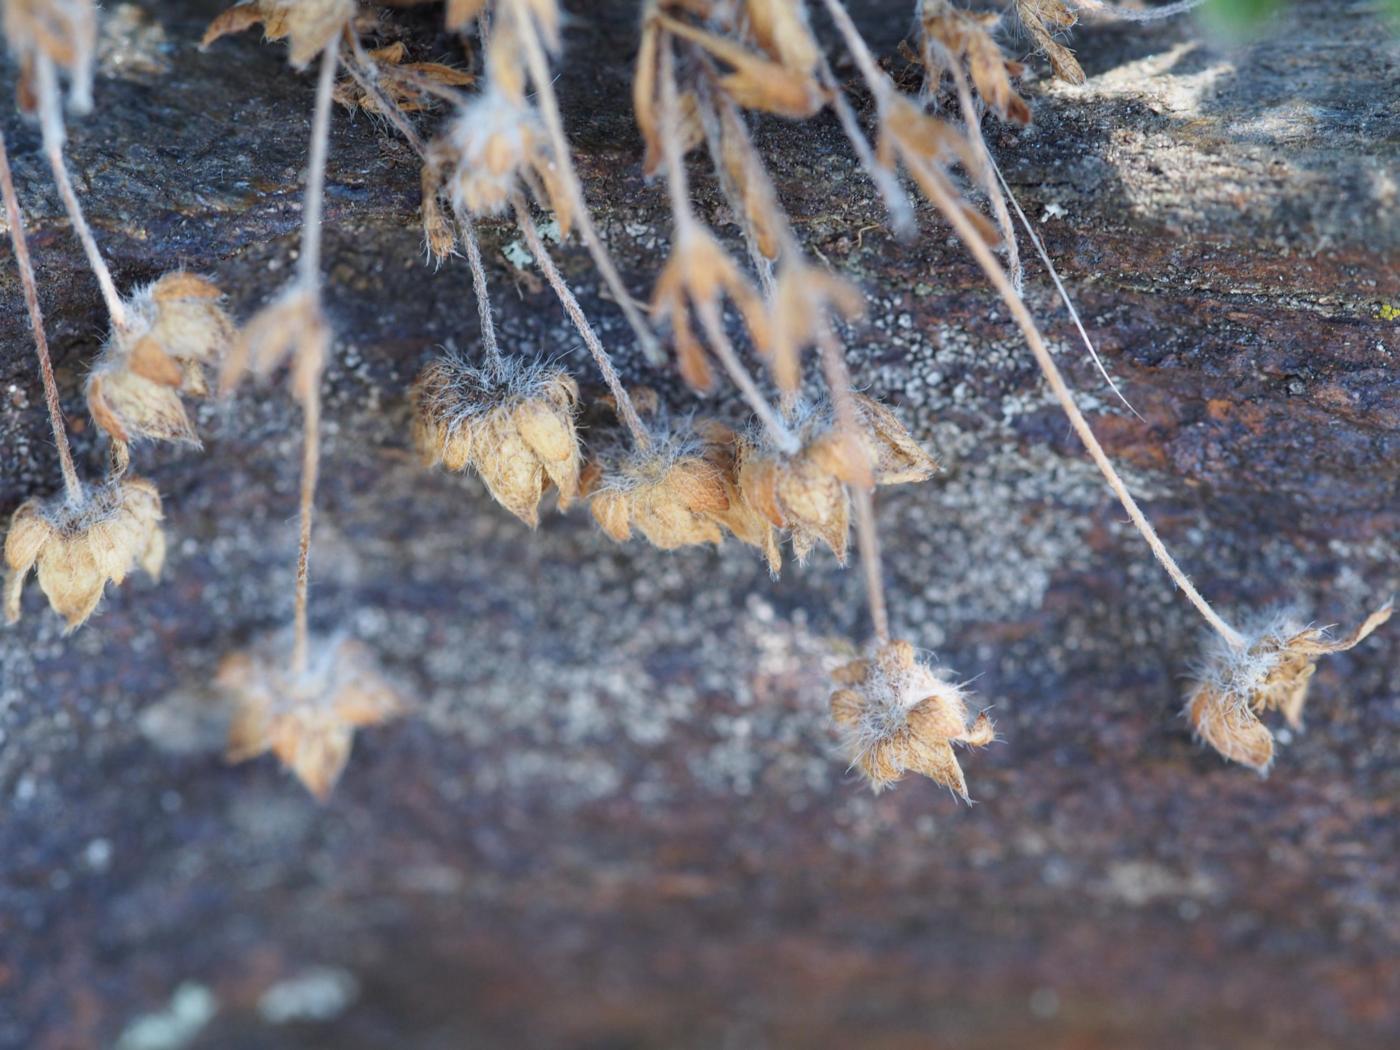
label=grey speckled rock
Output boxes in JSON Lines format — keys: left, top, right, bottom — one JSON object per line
{"left": 1, "top": 2, "right": 1397, "bottom": 1048}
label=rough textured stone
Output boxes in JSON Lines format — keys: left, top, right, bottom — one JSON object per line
{"left": 1, "top": 2, "right": 1397, "bottom": 1048}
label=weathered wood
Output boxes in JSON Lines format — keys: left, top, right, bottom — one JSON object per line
{"left": 1, "top": 2, "right": 1396, "bottom": 1047}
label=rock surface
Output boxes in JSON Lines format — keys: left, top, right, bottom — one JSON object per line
{"left": 1, "top": 2, "right": 1397, "bottom": 1047}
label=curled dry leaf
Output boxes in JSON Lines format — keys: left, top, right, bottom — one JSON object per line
{"left": 335, "top": 42, "right": 473, "bottom": 115}
{"left": 769, "top": 262, "right": 864, "bottom": 394}
{"left": 831, "top": 639, "right": 994, "bottom": 798}
{"left": 222, "top": 635, "right": 408, "bottom": 801}
{"left": 412, "top": 353, "right": 581, "bottom": 527}
{"left": 634, "top": 14, "right": 704, "bottom": 177}
{"left": 202, "top": 0, "right": 355, "bottom": 68}
{"left": 1187, "top": 604, "right": 1392, "bottom": 772}
{"left": 1015, "top": 0, "right": 1086, "bottom": 85}
{"left": 920, "top": 0, "right": 1030, "bottom": 125}
{"left": 658, "top": 13, "right": 827, "bottom": 119}
{"left": 652, "top": 223, "right": 771, "bottom": 393}
{"left": 86, "top": 272, "right": 233, "bottom": 448}
{"left": 4, "top": 475, "right": 164, "bottom": 630}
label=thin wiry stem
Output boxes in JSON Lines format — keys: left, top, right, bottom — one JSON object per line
{"left": 454, "top": 206, "right": 505, "bottom": 376}
{"left": 911, "top": 157, "right": 1245, "bottom": 650}
{"left": 945, "top": 61, "right": 1021, "bottom": 293}
{"left": 298, "top": 43, "right": 339, "bottom": 293}
{"left": 512, "top": 194, "right": 650, "bottom": 449}
{"left": 0, "top": 129, "right": 81, "bottom": 502}
{"left": 34, "top": 54, "right": 127, "bottom": 331}
{"left": 1074, "top": 0, "right": 1207, "bottom": 22}
{"left": 510, "top": 2, "right": 664, "bottom": 365}
{"left": 657, "top": 37, "right": 797, "bottom": 454}
{"left": 291, "top": 41, "right": 340, "bottom": 677}
{"left": 990, "top": 156, "right": 1141, "bottom": 419}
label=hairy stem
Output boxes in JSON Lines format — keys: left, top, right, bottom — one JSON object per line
{"left": 510, "top": 2, "right": 664, "bottom": 365}
{"left": 0, "top": 129, "right": 81, "bottom": 502}
{"left": 344, "top": 49, "right": 427, "bottom": 158}
{"left": 914, "top": 161, "right": 1245, "bottom": 650}
{"left": 512, "top": 194, "right": 650, "bottom": 449}
{"left": 1074, "top": 0, "right": 1207, "bottom": 22}
{"left": 292, "top": 385, "right": 321, "bottom": 676}
{"left": 34, "top": 54, "right": 127, "bottom": 331}
{"left": 454, "top": 207, "right": 504, "bottom": 375}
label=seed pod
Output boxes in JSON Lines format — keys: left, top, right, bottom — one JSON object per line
{"left": 1187, "top": 604, "right": 1392, "bottom": 772}
{"left": 87, "top": 272, "right": 233, "bottom": 448}
{"left": 413, "top": 353, "right": 581, "bottom": 527}
{"left": 222, "top": 635, "right": 407, "bottom": 801}
{"left": 830, "top": 639, "right": 994, "bottom": 798}
{"left": 4, "top": 475, "right": 164, "bottom": 630}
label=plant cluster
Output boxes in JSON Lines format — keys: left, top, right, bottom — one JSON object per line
{"left": 1, "top": 0, "right": 1389, "bottom": 802}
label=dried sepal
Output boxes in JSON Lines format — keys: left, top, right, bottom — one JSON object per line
{"left": 769, "top": 262, "right": 865, "bottom": 394}
{"left": 3, "top": 0, "right": 97, "bottom": 110}
{"left": 920, "top": 1, "right": 1030, "bottom": 125}
{"left": 652, "top": 223, "right": 771, "bottom": 391}
{"left": 413, "top": 353, "right": 581, "bottom": 526}
{"left": 1015, "top": 0, "right": 1085, "bottom": 85}
{"left": 851, "top": 393, "right": 938, "bottom": 484}
{"left": 4, "top": 475, "right": 164, "bottom": 630}
{"left": 202, "top": 0, "right": 355, "bottom": 68}
{"left": 658, "top": 13, "right": 828, "bottom": 119}
{"left": 86, "top": 272, "right": 233, "bottom": 448}
{"left": 220, "top": 286, "right": 329, "bottom": 405}
{"left": 696, "top": 420, "right": 782, "bottom": 574}
{"left": 831, "top": 639, "right": 994, "bottom": 798}
{"left": 744, "top": 0, "right": 820, "bottom": 77}
{"left": 222, "top": 635, "right": 407, "bottom": 801}
{"left": 1186, "top": 604, "right": 1392, "bottom": 772}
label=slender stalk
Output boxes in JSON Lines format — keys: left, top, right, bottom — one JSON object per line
{"left": 511, "top": 194, "right": 650, "bottom": 449}
{"left": 291, "top": 41, "right": 340, "bottom": 677}
{"left": 34, "top": 54, "right": 127, "bottom": 331}
{"left": 657, "top": 37, "right": 796, "bottom": 453}
{"left": 454, "top": 206, "right": 505, "bottom": 376}
{"left": 0, "top": 129, "right": 81, "bottom": 502}
{"left": 509, "top": 1, "right": 665, "bottom": 364}
{"left": 912, "top": 158, "right": 1246, "bottom": 650}
{"left": 292, "top": 385, "right": 321, "bottom": 676}
{"left": 1075, "top": 0, "right": 1207, "bottom": 22}
{"left": 990, "top": 156, "right": 1141, "bottom": 419}
{"left": 298, "top": 43, "right": 339, "bottom": 293}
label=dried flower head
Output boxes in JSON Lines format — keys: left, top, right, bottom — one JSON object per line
{"left": 86, "top": 273, "right": 234, "bottom": 448}
{"left": 830, "top": 639, "right": 994, "bottom": 798}
{"left": 920, "top": 0, "right": 1030, "bottom": 125}
{"left": 4, "top": 475, "right": 164, "bottom": 630}
{"left": 3, "top": 0, "right": 97, "bottom": 110}
{"left": 220, "top": 286, "right": 329, "bottom": 404}
{"left": 584, "top": 420, "right": 732, "bottom": 550}
{"left": 736, "top": 396, "right": 937, "bottom": 565}
{"left": 202, "top": 0, "right": 355, "bottom": 68}
{"left": 222, "top": 635, "right": 407, "bottom": 800}
{"left": 413, "top": 352, "right": 581, "bottom": 527}
{"left": 1187, "top": 604, "right": 1392, "bottom": 772}
{"left": 1015, "top": 0, "right": 1085, "bottom": 85}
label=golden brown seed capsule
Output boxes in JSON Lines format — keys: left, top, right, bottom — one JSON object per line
{"left": 1187, "top": 604, "right": 1392, "bottom": 772}
{"left": 830, "top": 639, "right": 994, "bottom": 798}
{"left": 3, "top": 475, "right": 164, "bottom": 630}
{"left": 222, "top": 635, "right": 407, "bottom": 801}
{"left": 412, "top": 353, "right": 581, "bottom": 527}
